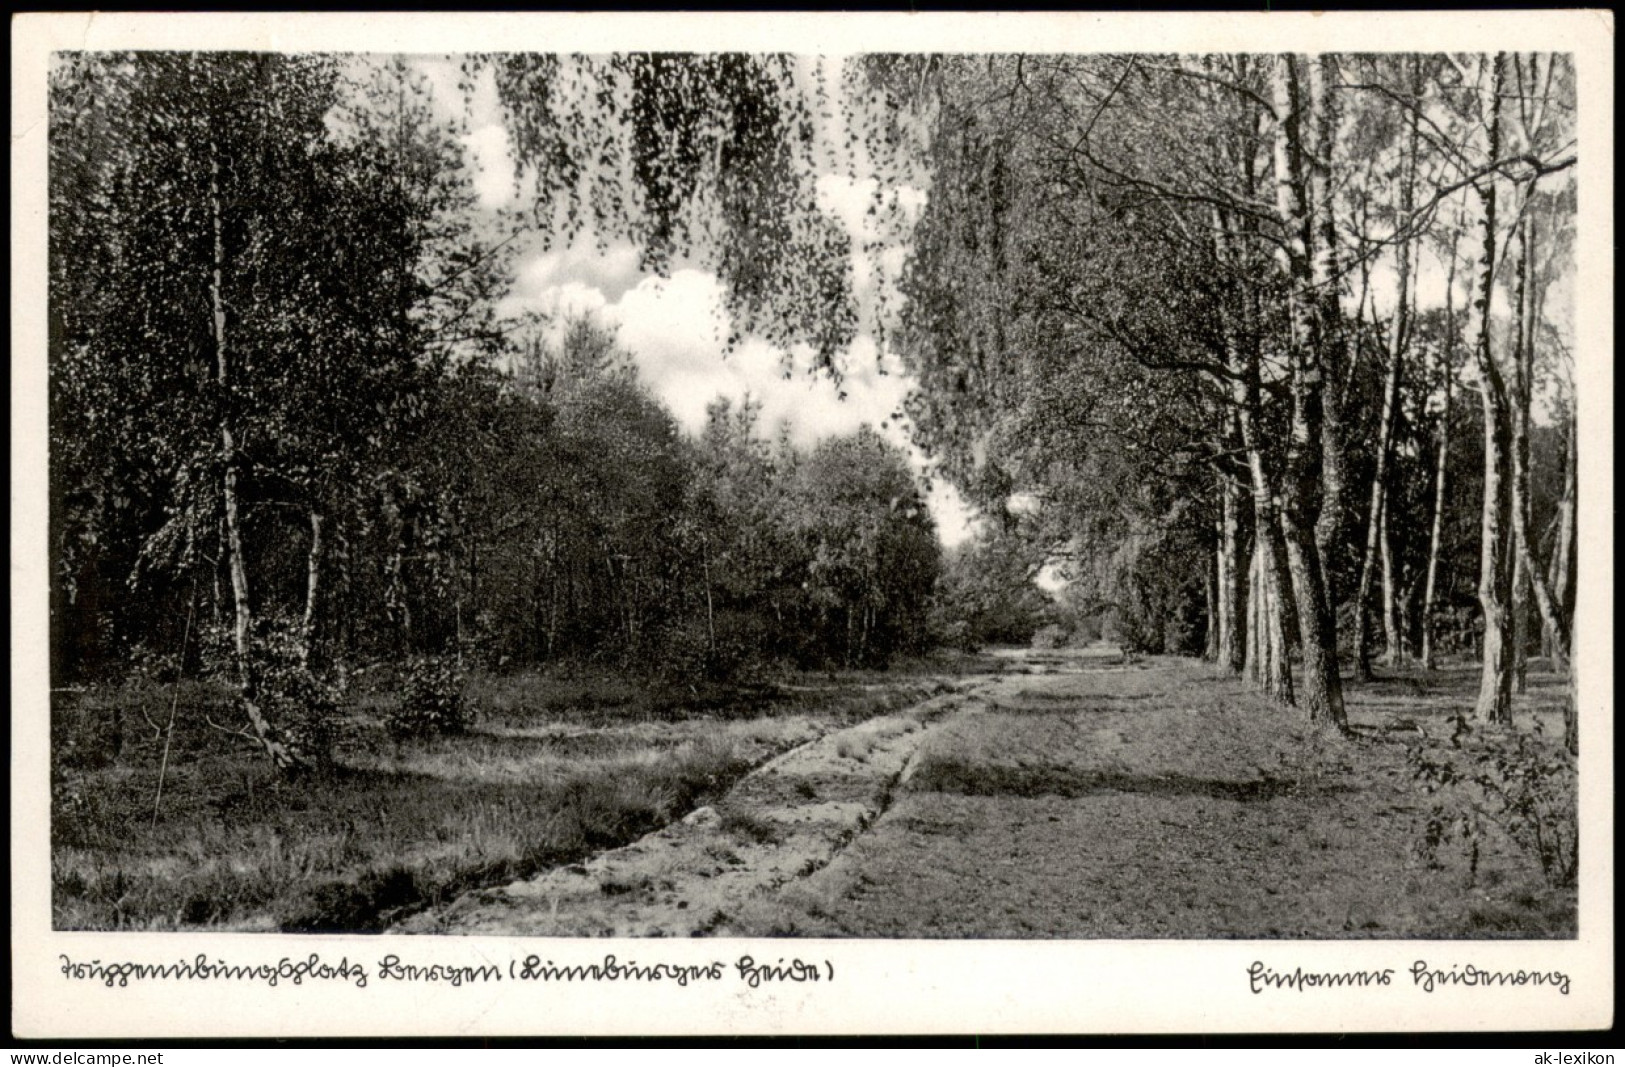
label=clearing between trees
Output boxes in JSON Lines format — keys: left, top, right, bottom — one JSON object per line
{"left": 53, "top": 648, "right": 1574, "bottom": 937}
{"left": 398, "top": 648, "right": 1574, "bottom": 939}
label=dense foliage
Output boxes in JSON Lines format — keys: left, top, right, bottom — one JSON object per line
{"left": 49, "top": 48, "right": 1579, "bottom": 769}
{"left": 860, "top": 53, "right": 1576, "bottom": 733}
{"left": 48, "top": 53, "right": 946, "bottom": 768}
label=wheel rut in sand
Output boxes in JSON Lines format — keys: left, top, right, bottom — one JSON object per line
{"left": 392, "top": 677, "right": 1005, "bottom": 937}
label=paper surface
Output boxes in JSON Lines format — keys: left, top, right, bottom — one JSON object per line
{"left": 11, "top": 11, "right": 1614, "bottom": 1038}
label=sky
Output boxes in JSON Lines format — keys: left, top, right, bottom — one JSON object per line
{"left": 418, "top": 56, "right": 983, "bottom": 549}
{"left": 414, "top": 54, "right": 1578, "bottom": 554}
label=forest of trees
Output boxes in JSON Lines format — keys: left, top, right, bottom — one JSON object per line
{"left": 48, "top": 50, "right": 1580, "bottom": 773}
{"left": 865, "top": 52, "right": 1578, "bottom": 743}
{"left": 48, "top": 53, "right": 941, "bottom": 771}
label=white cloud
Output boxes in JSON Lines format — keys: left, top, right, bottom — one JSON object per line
{"left": 816, "top": 173, "right": 927, "bottom": 240}
{"left": 816, "top": 173, "right": 880, "bottom": 238}
{"left": 505, "top": 240, "right": 646, "bottom": 309}
{"left": 490, "top": 209, "right": 981, "bottom": 547}
{"left": 610, "top": 272, "right": 903, "bottom": 444}
{"left": 405, "top": 56, "right": 516, "bottom": 212}
{"left": 606, "top": 273, "right": 980, "bottom": 546}
{"left": 465, "top": 122, "right": 516, "bottom": 211}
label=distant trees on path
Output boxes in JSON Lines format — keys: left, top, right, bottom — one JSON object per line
{"left": 48, "top": 53, "right": 938, "bottom": 771}
{"left": 48, "top": 50, "right": 1581, "bottom": 768}
{"left": 857, "top": 53, "right": 1577, "bottom": 744}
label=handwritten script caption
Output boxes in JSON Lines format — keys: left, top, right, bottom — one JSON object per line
{"left": 59, "top": 953, "right": 831, "bottom": 991}
{"left": 1248, "top": 960, "right": 1571, "bottom": 995}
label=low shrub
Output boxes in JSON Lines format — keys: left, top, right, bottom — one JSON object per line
{"left": 249, "top": 619, "right": 343, "bottom": 763}
{"left": 1030, "top": 624, "right": 1070, "bottom": 651}
{"left": 387, "top": 655, "right": 472, "bottom": 739}
{"left": 655, "top": 611, "right": 768, "bottom": 684}
{"left": 1409, "top": 716, "right": 1578, "bottom": 888}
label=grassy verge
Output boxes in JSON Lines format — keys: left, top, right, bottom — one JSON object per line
{"left": 51, "top": 664, "right": 961, "bottom": 933}
{"left": 732, "top": 655, "right": 1577, "bottom": 939}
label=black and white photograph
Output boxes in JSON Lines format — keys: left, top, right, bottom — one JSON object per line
{"left": 11, "top": 11, "right": 1613, "bottom": 1038}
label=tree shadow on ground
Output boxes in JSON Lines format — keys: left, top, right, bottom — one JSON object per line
{"left": 907, "top": 758, "right": 1349, "bottom": 801}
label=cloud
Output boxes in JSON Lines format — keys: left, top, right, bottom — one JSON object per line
{"left": 603, "top": 270, "right": 979, "bottom": 546}
{"left": 398, "top": 54, "right": 977, "bottom": 541}
{"left": 816, "top": 173, "right": 881, "bottom": 239}
{"left": 611, "top": 271, "right": 900, "bottom": 443}
{"left": 465, "top": 122, "right": 516, "bottom": 211}
{"left": 406, "top": 56, "right": 516, "bottom": 211}
{"left": 499, "top": 239, "right": 981, "bottom": 547}
{"left": 930, "top": 482, "right": 980, "bottom": 549}
{"left": 504, "top": 240, "right": 647, "bottom": 315}
{"left": 816, "top": 174, "right": 927, "bottom": 238}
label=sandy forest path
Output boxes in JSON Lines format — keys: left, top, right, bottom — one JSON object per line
{"left": 396, "top": 649, "right": 1571, "bottom": 939}
{"left": 395, "top": 650, "right": 1085, "bottom": 937}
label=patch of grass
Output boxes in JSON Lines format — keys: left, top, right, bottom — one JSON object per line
{"left": 52, "top": 665, "right": 946, "bottom": 932}
{"left": 598, "top": 872, "right": 654, "bottom": 898}
{"left": 1462, "top": 889, "right": 1576, "bottom": 938}
{"left": 726, "top": 881, "right": 847, "bottom": 937}
{"left": 780, "top": 656, "right": 1576, "bottom": 939}
{"left": 834, "top": 734, "right": 872, "bottom": 761}
{"left": 705, "top": 843, "right": 745, "bottom": 867}
{"left": 54, "top": 732, "right": 753, "bottom": 933}
{"left": 718, "top": 805, "right": 784, "bottom": 845}
{"left": 466, "top": 670, "right": 651, "bottom": 723}
{"left": 470, "top": 666, "right": 937, "bottom": 728}
{"left": 906, "top": 760, "right": 1315, "bottom": 801}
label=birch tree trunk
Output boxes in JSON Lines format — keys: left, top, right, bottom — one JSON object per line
{"left": 1474, "top": 385, "right": 1515, "bottom": 728}
{"left": 1247, "top": 535, "right": 1290, "bottom": 702}
{"left": 1510, "top": 212, "right": 1534, "bottom": 693}
{"left": 1354, "top": 73, "right": 1421, "bottom": 677}
{"left": 1205, "top": 534, "right": 1221, "bottom": 662}
{"left": 1544, "top": 417, "right": 1576, "bottom": 656}
{"left": 300, "top": 510, "right": 324, "bottom": 668}
{"left": 1212, "top": 203, "right": 1292, "bottom": 701}
{"left": 1247, "top": 546, "right": 1259, "bottom": 680}
{"left": 1354, "top": 301, "right": 1406, "bottom": 675}
{"left": 1218, "top": 463, "right": 1246, "bottom": 674}
{"left": 1507, "top": 213, "right": 1569, "bottom": 677}
{"left": 1420, "top": 223, "right": 1461, "bottom": 670}
{"left": 1380, "top": 510, "right": 1405, "bottom": 664}
{"left": 1553, "top": 415, "right": 1578, "bottom": 756}
{"left": 1309, "top": 55, "right": 1349, "bottom": 608}
{"left": 1272, "top": 53, "right": 1346, "bottom": 731}
{"left": 1472, "top": 54, "right": 1516, "bottom": 726}
{"left": 209, "top": 135, "right": 303, "bottom": 773}
{"left": 1216, "top": 284, "right": 1294, "bottom": 697}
